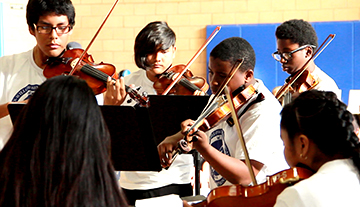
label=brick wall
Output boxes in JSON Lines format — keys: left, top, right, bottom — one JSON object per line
{"left": 71, "top": 0, "right": 360, "bottom": 78}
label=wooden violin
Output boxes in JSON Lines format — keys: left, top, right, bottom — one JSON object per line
{"left": 44, "top": 48, "right": 116, "bottom": 95}
{"left": 191, "top": 167, "right": 313, "bottom": 207}
{"left": 166, "top": 60, "right": 258, "bottom": 165}
{"left": 153, "top": 64, "right": 209, "bottom": 95}
{"left": 44, "top": 49, "right": 149, "bottom": 107}
{"left": 275, "top": 34, "right": 335, "bottom": 105}
{"left": 156, "top": 26, "right": 221, "bottom": 95}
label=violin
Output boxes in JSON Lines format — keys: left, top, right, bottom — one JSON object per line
{"left": 153, "top": 64, "right": 209, "bottom": 95}
{"left": 166, "top": 60, "right": 258, "bottom": 164}
{"left": 275, "top": 34, "right": 335, "bottom": 105}
{"left": 167, "top": 84, "right": 258, "bottom": 165}
{"left": 44, "top": 48, "right": 115, "bottom": 95}
{"left": 191, "top": 167, "right": 313, "bottom": 207}
{"left": 43, "top": 49, "right": 149, "bottom": 107}
{"left": 157, "top": 26, "right": 221, "bottom": 95}
{"left": 287, "top": 69, "right": 318, "bottom": 93}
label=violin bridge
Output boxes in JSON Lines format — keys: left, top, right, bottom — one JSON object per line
{"left": 70, "top": 58, "right": 80, "bottom": 69}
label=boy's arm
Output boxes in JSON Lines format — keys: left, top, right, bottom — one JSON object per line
{"left": 193, "top": 130, "right": 263, "bottom": 186}
{"left": 0, "top": 103, "right": 10, "bottom": 119}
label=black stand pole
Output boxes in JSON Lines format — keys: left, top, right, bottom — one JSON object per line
{"left": 193, "top": 150, "right": 204, "bottom": 195}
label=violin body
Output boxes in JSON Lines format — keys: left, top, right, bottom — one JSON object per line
{"left": 192, "top": 167, "right": 313, "bottom": 207}
{"left": 276, "top": 69, "right": 319, "bottom": 105}
{"left": 153, "top": 64, "right": 209, "bottom": 95}
{"left": 44, "top": 49, "right": 117, "bottom": 95}
{"left": 199, "top": 84, "right": 257, "bottom": 131}
{"left": 291, "top": 69, "right": 318, "bottom": 93}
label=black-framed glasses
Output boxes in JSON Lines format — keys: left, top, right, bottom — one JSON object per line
{"left": 272, "top": 44, "right": 315, "bottom": 62}
{"left": 34, "top": 24, "right": 72, "bottom": 35}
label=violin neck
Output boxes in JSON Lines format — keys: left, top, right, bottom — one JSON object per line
{"left": 81, "top": 64, "right": 109, "bottom": 82}
{"left": 178, "top": 78, "right": 201, "bottom": 93}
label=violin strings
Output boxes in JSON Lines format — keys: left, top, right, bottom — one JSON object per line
{"left": 178, "top": 78, "right": 201, "bottom": 92}
{"left": 81, "top": 64, "right": 109, "bottom": 82}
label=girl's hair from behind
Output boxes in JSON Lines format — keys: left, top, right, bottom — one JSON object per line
{"left": 0, "top": 75, "right": 128, "bottom": 207}
{"left": 281, "top": 90, "right": 360, "bottom": 175}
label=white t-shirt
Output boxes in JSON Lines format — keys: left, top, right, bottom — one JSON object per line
{"left": 274, "top": 159, "right": 360, "bottom": 207}
{"left": 119, "top": 69, "right": 193, "bottom": 190}
{"left": 312, "top": 66, "right": 341, "bottom": 99}
{"left": 206, "top": 79, "right": 289, "bottom": 189}
{"left": 0, "top": 49, "right": 46, "bottom": 150}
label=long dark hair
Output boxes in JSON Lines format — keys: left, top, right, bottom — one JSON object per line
{"left": 281, "top": 90, "right": 360, "bottom": 174}
{"left": 134, "top": 21, "right": 175, "bottom": 70}
{"left": 0, "top": 75, "right": 128, "bottom": 207}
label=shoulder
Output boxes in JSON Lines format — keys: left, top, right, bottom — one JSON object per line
{"left": 0, "top": 50, "right": 32, "bottom": 63}
{"left": 312, "top": 66, "right": 338, "bottom": 85}
{"left": 124, "top": 69, "right": 146, "bottom": 82}
{"left": 0, "top": 50, "right": 33, "bottom": 73}
{"left": 312, "top": 66, "right": 341, "bottom": 97}
{"left": 249, "top": 79, "right": 282, "bottom": 114}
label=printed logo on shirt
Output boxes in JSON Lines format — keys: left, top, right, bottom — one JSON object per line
{"left": 209, "top": 129, "right": 230, "bottom": 186}
{"left": 12, "top": 84, "right": 39, "bottom": 102}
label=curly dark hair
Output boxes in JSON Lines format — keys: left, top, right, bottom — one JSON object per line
{"left": 276, "top": 19, "right": 318, "bottom": 49}
{"left": 134, "top": 21, "right": 176, "bottom": 70}
{"left": 210, "top": 37, "right": 256, "bottom": 72}
{"left": 26, "top": 0, "right": 76, "bottom": 31}
{"left": 281, "top": 90, "right": 360, "bottom": 174}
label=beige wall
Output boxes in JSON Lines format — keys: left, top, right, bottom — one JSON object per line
{"left": 70, "top": 0, "right": 360, "bottom": 78}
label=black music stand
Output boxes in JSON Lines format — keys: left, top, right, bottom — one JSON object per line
{"left": 146, "top": 95, "right": 209, "bottom": 145}
{"left": 7, "top": 104, "right": 162, "bottom": 171}
{"left": 100, "top": 105, "right": 162, "bottom": 171}
{"left": 7, "top": 103, "right": 26, "bottom": 124}
{"left": 8, "top": 95, "right": 210, "bottom": 172}
{"left": 8, "top": 104, "right": 162, "bottom": 171}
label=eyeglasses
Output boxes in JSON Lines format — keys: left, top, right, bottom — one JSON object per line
{"left": 34, "top": 24, "right": 72, "bottom": 35}
{"left": 272, "top": 45, "right": 315, "bottom": 62}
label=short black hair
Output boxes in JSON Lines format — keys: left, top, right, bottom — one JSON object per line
{"left": 210, "top": 37, "right": 256, "bottom": 72}
{"left": 134, "top": 21, "right": 176, "bottom": 70}
{"left": 276, "top": 19, "right": 318, "bottom": 49}
{"left": 26, "top": 0, "right": 76, "bottom": 31}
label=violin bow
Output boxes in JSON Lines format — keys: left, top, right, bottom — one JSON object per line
{"left": 68, "top": 0, "right": 119, "bottom": 75}
{"left": 275, "top": 34, "right": 336, "bottom": 100}
{"left": 168, "top": 59, "right": 245, "bottom": 163}
{"left": 161, "top": 26, "right": 221, "bottom": 95}
{"left": 224, "top": 86, "right": 257, "bottom": 185}
{"left": 186, "top": 59, "right": 244, "bottom": 135}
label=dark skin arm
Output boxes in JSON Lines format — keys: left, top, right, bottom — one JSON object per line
{"left": 158, "top": 119, "right": 264, "bottom": 185}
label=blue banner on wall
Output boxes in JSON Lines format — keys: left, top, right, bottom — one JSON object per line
{"left": 207, "top": 21, "right": 360, "bottom": 105}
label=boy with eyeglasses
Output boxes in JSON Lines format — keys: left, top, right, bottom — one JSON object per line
{"left": 0, "top": 0, "right": 75, "bottom": 150}
{"left": 273, "top": 19, "right": 340, "bottom": 99}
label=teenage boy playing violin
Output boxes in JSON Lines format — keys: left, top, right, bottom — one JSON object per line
{"left": 274, "top": 90, "right": 360, "bottom": 206}
{"left": 158, "top": 37, "right": 288, "bottom": 191}
{"left": 0, "top": 0, "right": 75, "bottom": 150}
{"left": 104, "top": 21, "right": 193, "bottom": 205}
{"left": 273, "top": 19, "right": 341, "bottom": 98}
